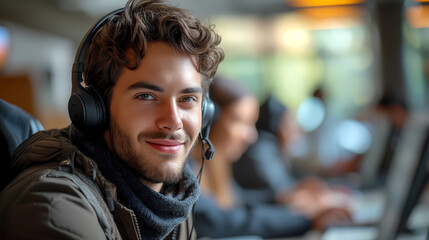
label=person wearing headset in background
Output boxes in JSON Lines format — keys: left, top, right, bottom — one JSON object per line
{"left": 190, "top": 77, "right": 352, "bottom": 239}
{"left": 0, "top": 0, "right": 224, "bottom": 239}
{"left": 233, "top": 95, "right": 353, "bottom": 218}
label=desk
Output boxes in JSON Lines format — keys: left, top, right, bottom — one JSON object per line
{"left": 198, "top": 191, "right": 429, "bottom": 240}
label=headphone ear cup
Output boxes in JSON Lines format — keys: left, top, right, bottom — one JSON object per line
{"left": 201, "top": 94, "right": 215, "bottom": 139}
{"left": 68, "top": 86, "right": 107, "bottom": 130}
{"left": 200, "top": 94, "right": 215, "bottom": 160}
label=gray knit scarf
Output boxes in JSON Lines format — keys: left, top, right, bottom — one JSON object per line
{"left": 70, "top": 125, "right": 200, "bottom": 240}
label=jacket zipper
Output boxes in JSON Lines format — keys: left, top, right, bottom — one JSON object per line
{"left": 130, "top": 211, "right": 142, "bottom": 240}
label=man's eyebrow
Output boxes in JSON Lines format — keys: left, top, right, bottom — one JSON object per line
{"left": 127, "top": 82, "right": 203, "bottom": 94}
{"left": 127, "top": 82, "right": 163, "bottom": 92}
{"left": 181, "top": 87, "right": 203, "bottom": 94}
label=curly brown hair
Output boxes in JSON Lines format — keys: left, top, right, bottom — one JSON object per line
{"left": 83, "top": 0, "right": 224, "bottom": 106}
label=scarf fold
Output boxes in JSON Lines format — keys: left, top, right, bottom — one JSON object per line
{"left": 69, "top": 125, "right": 200, "bottom": 240}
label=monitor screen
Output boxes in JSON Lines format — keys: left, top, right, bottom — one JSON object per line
{"left": 378, "top": 113, "right": 429, "bottom": 240}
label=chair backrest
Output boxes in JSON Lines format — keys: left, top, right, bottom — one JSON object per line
{"left": 0, "top": 99, "right": 44, "bottom": 191}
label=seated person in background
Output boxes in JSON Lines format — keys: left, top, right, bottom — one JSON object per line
{"left": 350, "top": 95, "right": 407, "bottom": 188}
{"left": 233, "top": 95, "right": 296, "bottom": 193}
{"left": 233, "top": 95, "right": 352, "bottom": 219}
{"left": 191, "top": 77, "right": 352, "bottom": 239}
{"left": 284, "top": 87, "right": 364, "bottom": 178}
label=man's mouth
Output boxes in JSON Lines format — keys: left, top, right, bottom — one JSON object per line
{"left": 146, "top": 139, "right": 184, "bottom": 154}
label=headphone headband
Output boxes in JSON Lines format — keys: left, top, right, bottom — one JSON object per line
{"left": 72, "top": 8, "right": 125, "bottom": 93}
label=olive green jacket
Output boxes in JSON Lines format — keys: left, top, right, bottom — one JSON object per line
{"left": 0, "top": 128, "right": 195, "bottom": 240}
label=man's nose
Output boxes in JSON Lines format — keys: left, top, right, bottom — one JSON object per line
{"left": 156, "top": 100, "right": 183, "bottom": 132}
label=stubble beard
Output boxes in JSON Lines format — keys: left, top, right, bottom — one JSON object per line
{"left": 110, "top": 119, "right": 192, "bottom": 184}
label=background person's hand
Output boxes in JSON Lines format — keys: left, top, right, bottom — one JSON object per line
{"left": 311, "top": 207, "right": 353, "bottom": 232}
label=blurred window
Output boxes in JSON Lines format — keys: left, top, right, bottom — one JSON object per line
{"left": 214, "top": 2, "right": 376, "bottom": 119}
{"left": 403, "top": 0, "right": 429, "bottom": 111}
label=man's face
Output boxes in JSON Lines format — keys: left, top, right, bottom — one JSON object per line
{"left": 105, "top": 41, "right": 202, "bottom": 184}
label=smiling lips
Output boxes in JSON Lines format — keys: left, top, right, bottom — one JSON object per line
{"left": 146, "top": 139, "right": 184, "bottom": 154}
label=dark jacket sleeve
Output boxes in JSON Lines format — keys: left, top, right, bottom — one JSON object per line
{"left": 193, "top": 193, "right": 311, "bottom": 239}
{"left": 0, "top": 165, "right": 109, "bottom": 240}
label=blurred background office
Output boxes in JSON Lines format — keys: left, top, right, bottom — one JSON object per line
{"left": 1, "top": 0, "right": 429, "bottom": 239}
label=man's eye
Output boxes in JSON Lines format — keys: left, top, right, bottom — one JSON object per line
{"left": 137, "top": 94, "right": 154, "bottom": 100}
{"left": 180, "top": 96, "right": 197, "bottom": 103}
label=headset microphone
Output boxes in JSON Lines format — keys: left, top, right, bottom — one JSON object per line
{"left": 203, "top": 138, "right": 214, "bottom": 160}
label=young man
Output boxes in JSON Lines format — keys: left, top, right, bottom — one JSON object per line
{"left": 0, "top": 0, "right": 224, "bottom": 239}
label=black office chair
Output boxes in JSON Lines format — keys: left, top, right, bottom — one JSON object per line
{"left": 0, "top": 99, "right": 44, "bottom": 191}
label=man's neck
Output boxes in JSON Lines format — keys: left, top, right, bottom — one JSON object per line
{"left": 140, "top": 178, "right": 163, "bottom": 192}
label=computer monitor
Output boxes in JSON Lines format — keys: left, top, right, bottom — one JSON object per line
{"left": 321, "top": 114, "right": 429, "bottom": 240}
{"left": 378, "top": 113, "right": 429, "bottom": 240}
{"left": 396, "top": 136, "right": 429, "bottom": 235}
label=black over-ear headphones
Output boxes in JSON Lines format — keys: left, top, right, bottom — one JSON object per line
{"left": 68, "top": 8, "right": 215, "bottom": 160}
